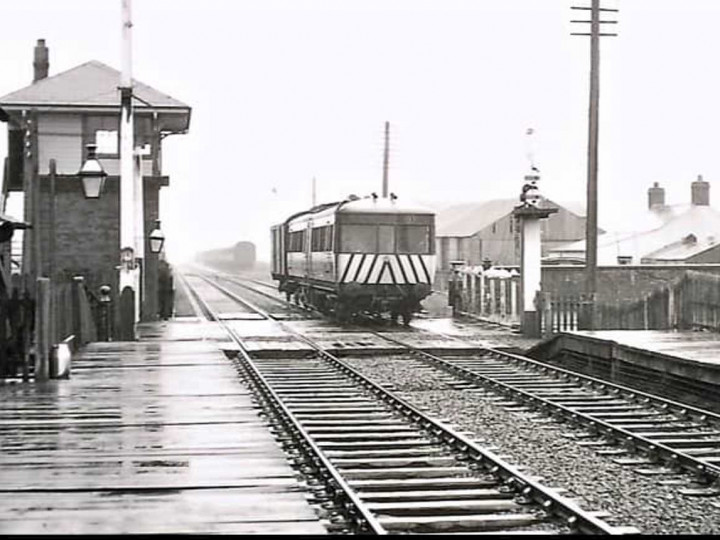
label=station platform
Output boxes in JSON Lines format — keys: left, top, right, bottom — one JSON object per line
{"left": 0, "top": 319, "right": 326, "bottom": 535}
{"left": 531, "top": 330, "right": 720, "bottom": 411}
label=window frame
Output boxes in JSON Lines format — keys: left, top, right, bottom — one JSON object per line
{"left": 288, "top": 230, "right": 306, "bottom": 253}
{"left": 395, "top": 224, "right": 431, "bottom": 254}
{"left": 311, "top": 224, "right": 335, "bottom": 252}
{"left": 94, "top": 129, "right": 120, "bottom": 157}
{"left": 339, "top": 222, "right": 432, "bottom": 254}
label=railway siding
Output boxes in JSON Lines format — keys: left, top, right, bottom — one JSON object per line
{"left": 342, "top": 352, "right": 720, "bottom": 534}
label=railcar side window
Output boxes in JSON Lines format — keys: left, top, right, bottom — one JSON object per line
{"left": 397, "top": 225, "right": 430, "bottom": 254}
{"left": 311, "top": 227, "right": 322, "bottom": 252}
{"left": 288, "top": 230, "right": 306, "bottom": 252}
{"left": 311, "top": 225, "right": 334, "bottom": 252}
{"left": 341, "top": 225, "right": 376, "bottom": 253}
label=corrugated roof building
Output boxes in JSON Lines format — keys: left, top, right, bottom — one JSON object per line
{"left": 434, "top": 195, "right": 587, "bottom": 288}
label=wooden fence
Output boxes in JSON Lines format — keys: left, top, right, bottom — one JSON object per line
{"left": 536, "top": 293, "right": 593, "bottom": 335}
{"left": 1, "top": 276, "right": 97, "bottom": 380}
{"left": 449, "top": 268, "right": 521, "bottom": 327}
{"left": 537, "top": 270, "right": 720, "bottom": 335}
{"left": 52, "top": 277, "right": 98, "bottom": 347}
{"left": 0, "top": 286, "right": 34, "bottom": 379}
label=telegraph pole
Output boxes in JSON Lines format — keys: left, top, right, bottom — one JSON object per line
{"left": 382, "top": 121, "right": 390, "bottom": 198}
{"left": 571, "top": 1, "right": 617, "bottom": 308}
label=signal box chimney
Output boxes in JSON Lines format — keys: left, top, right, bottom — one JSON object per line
{"left": 33, "top": 39, "right": 49, "bottom": 83}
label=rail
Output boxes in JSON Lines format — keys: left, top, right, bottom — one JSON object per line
{"left": 190, "top": 270, "right": 637, "bottom": 534}
{"left": 182, "top": 273, "right": 383, "bottom": 534}
{"left": 374, "top": 327, "right": 720, "bottom": 489}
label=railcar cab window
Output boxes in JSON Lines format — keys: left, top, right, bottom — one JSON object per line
{"left": 378, "top": 225, "right": 395, "bottom": 253}
{"left": 340, "top": 224, "right": 431, "bottom": 254}
{"left": 341, "top": 225, "right": 376, "bottom": 253}
{"left": 288, "top": 230, "right": 306, "bottom": 252}
{"left": 396, "top": 225, "right": 430, "bottom": 253}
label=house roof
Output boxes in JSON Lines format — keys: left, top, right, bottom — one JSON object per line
{"left": 436, "top": 196, "right": 571, "bottom": 237}
{"left": 0, "top": 61, "right": 189, "bottom": 110}
{"left": 605, "top": 203, "right": 692, "bottom": 234}
{"left": 548, "top": 204, "right": 720, "bottom": 264}
{"left": 642, "top": 235, "right": 719, "bottom": 262}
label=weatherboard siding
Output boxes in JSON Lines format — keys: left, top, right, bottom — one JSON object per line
{"left": 38, "top": 114, "right": 82, "bottom": 175}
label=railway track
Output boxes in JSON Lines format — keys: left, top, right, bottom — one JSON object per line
{"left": 181, "top": 271, "right": 637, "bottom": 534}
{"left": 184, "top": 269, "right": 316, "bottom": 320}
{"left": 370, "top": 331, "right": 720, "bottom": 497}
{"left": 191, "top": 270, "right": 720, "bottom": 496}
{"left": 198, "top": 268, "right": 435, "bottom": 323}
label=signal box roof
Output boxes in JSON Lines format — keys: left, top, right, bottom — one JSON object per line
{"left": 0, "top": 60, "right": 190, "bottom": 132}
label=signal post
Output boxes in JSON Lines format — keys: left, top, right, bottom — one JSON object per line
{"left": 512, "top": 168, "right": 556, "bottom": 337}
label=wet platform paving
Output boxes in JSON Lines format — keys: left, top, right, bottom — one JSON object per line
{"left": 0, "top": 319, "right": 326, "bottom": 535}
{"left": 572, "top": 330, "right": 720, "bottom": 366}
{"left": 533, "top": 330, "right": 720, "bottom": 394}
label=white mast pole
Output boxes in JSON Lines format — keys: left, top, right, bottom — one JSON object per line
{"left": 119, "top": 0, "right": 138, "bottom": 331}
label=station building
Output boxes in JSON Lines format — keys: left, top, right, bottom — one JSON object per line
{"left": 0, "top": 39, "right": 190, "bottom": 321}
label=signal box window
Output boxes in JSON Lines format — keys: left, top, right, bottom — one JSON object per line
{"left": 95, "top": 130, "right": 119, "bottom": 156}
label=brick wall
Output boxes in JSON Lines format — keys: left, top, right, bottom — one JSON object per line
{"left": 36, "top": 175, "right": 162, "bottom": 321}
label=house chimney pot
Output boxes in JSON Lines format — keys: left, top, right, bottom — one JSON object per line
{"left": 33, "top": 39, "right": 49, "bottom": 83}
{"left": 691, "top": 174, "right": 710, "bottom": 206}
{"left": 648, "top": 182, "right": 665, "bottom": 209}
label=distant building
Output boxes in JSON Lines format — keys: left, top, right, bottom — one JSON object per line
{"left": 434, "top": 196, "right": 587, "bottom": 288}
{"left": 0, "top": 39, "right": 191, "bottom": 319}
{"left": 547, "top": 177, "right": 720, "bottom": 265}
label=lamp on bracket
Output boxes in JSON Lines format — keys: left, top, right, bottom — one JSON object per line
{"left": 149, "top": 220, "right": 165, "bottom": 254}
{"left": 78, "top": 143, "right": 107, "bottom": 199}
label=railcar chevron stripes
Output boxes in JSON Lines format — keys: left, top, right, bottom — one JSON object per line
{"left": 271, "top": 195, "right": 436, "bottom": 324}
{"left": 338, "top": 253, "right": 434, "bottom": 285}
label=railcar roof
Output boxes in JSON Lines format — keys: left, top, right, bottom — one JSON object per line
{"left": 279, "top": 196, "right": 434, "bottom": 227}
{"left": 337, "top": 197, "right": 434, "bottom": 215}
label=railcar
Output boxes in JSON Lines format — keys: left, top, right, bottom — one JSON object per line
{"left": 234, "top": 241, "right": 256, "bottom": 270}
{"left": 271, "top": 195, "right": 435, "bottom": 324}
{"left": 196, "top": 241, "right": 256, "bottom": 272}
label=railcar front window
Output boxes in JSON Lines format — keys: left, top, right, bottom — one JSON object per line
{"left": 341, "top": 225, "right": 376, "bottom": 253}
{"left": 397, "top": 225, "right": 430, "bottom": 253}
{"left": 378, "top": 225, "right": 395, "bottom": 253}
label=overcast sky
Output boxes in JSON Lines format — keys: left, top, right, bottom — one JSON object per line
{"left": 2, "top": 0, "right": 720, "bottom": 262}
